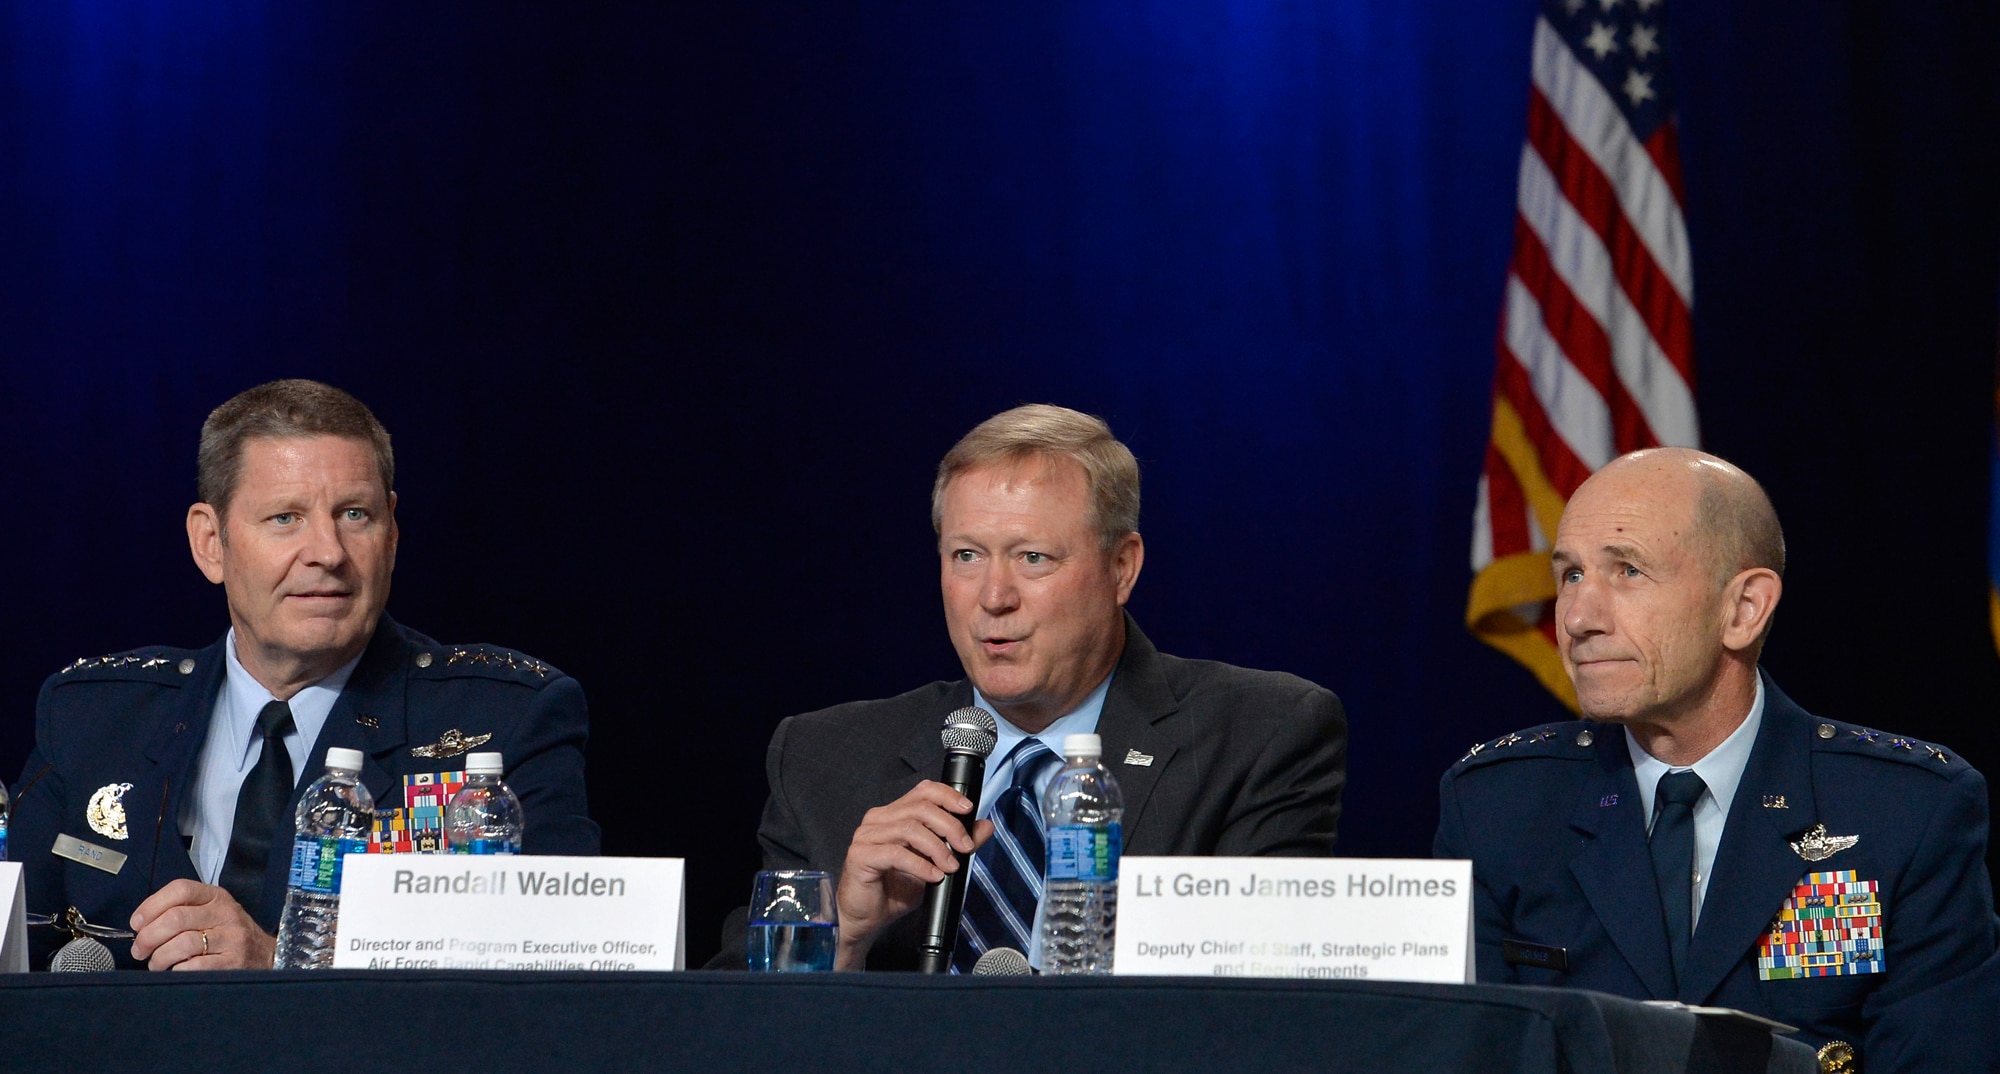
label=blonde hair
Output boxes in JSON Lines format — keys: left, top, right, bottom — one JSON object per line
{"left": 931, "top": 404, "right": 1139, "bottom": 548}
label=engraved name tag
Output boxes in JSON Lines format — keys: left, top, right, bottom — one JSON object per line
{"left": 53, "top": 833, "right": 128, "bottom": 875}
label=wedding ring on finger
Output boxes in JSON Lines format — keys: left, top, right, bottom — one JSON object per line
{"left": 200, "top": 930, "right": 211, "bottom": 956}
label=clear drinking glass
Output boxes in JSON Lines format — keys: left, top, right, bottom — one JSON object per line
{"left": 746, "top": 869, "right": 838, "bottom": 971}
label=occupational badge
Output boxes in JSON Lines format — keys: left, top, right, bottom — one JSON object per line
{"left": 1816, "top": 1041, "right": 1856, "bottom": 1073}
{"left": 1758, "top": 870, "right": 1884, "bottom": 980}
{"left": 410, "top": 728, "right": 492, "bottom": 759}
{"left": 84, "top": 782, "right": 135, "bottom": 840}
{"left": 1788, "top": 823, "right": 1859, "bottom": 863}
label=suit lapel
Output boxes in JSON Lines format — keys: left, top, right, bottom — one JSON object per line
{"left": 316, "top": 621, "right": 411, "bottom": 804}
{"left": 138, "top": 636, "right": 230, "bottom": 893}
{"left": 1567, "top": 728, "right": 1679, "bottom": 999}
{"left": 896, "top": 681, "right": 973, "bottom": 790}
{"left": 1678, "top": 678, "right": 1818, "bottom": 1003}
{"left": 1092, "top": 620, "right": 1178, "bottom": 844}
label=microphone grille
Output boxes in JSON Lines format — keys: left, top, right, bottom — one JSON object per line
{"left": 971, "top": 946, "right": 1032, "bottom": 976}
{"left": 940, "top": 706, "right": 999, "bottom": 757}
{"left": 50, "top": 936, "right": 116, "bottom": 973}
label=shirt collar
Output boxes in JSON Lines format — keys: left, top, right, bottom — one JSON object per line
{"left": 220, "top": 628, "right": 363, "bottom": 761}
{"left": 975, "top": 672, "right": 1115, "bottom": 766}
{"left": 1627, "top": 673, "right": 1765, "bottom": 818}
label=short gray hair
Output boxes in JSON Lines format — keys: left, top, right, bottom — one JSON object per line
{"left": 197, "top": 379, "right": 394, "bottom": 519}
{"left": 931, "top": 404, "right": 1140, "bottom": 549}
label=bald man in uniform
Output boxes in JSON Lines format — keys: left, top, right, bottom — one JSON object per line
{"left": 1436, "top": 448, "right": 1997, "bottom": 1072}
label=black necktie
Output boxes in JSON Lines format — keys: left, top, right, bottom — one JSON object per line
{"left": 220, "top": 700, "right": 297, "bottom": 912}
{"left": 1649, "top": 769, "right": 1708, "bottom": 985}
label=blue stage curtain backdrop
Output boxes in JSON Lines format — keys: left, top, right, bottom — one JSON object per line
{"left": 2, "top": 2, "right": 1995, "bottom": 965}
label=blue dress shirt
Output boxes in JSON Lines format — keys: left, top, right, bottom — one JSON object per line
{"left": 180, "top": 629, "right": 362, "bottom": 885}
{"left": 1626, "top": 675, "right": 1766, "bottom": 928}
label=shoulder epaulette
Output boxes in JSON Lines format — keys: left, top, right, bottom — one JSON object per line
{"left": 1450, "top": 721, "right": 1603, "bottom": 774}
{"left": 407, "top": 643, "right": 558, "bottom": 684}
{"left": 1806, "top": 716, "right": 1963, "bottom": 776}
{"left": 54, "top": 647, "right": 199, "bottom": 683}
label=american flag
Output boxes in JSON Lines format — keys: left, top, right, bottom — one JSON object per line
{"left": 1989, "top": 371, "right": 1999, "bottom": 657}
{"left": 1468, "top": 0, "right": 1699, "bottom": 706}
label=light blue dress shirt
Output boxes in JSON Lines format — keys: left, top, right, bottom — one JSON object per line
{"left": 1626, "top": 675, "right": 1766, "bottom": 929}
{"left": 968, "top": 674, "right": 1113, "bottom": 970}
{"left": 180, "top": 629, "right": 361, "bottom": 885}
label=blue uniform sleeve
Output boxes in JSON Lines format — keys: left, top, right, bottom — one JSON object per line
{"left": 1861, "top": 764, "right": 1998, "bottom": 1072}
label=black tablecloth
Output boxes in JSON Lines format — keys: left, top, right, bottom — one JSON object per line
{"left": 0, "top": 971, "right": 1817, "bottom": 1074}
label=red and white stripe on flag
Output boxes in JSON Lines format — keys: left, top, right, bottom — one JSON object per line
{"left": 1469, "top": 2, "right": 1699, "bottom": 708}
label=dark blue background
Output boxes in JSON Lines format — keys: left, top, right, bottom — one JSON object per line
{"left": 4, "top": 2, "right": 1996, "bottom": 966}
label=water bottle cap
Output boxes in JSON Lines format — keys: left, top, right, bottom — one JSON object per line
{"left": 1062, "top": 733, "right": 1102, "bottom": 759}
{"left": 465, "top": 751, "right": 504, "bottom": 775}
{"left": 324, "top": 747, "right": 365, "bottom": 773}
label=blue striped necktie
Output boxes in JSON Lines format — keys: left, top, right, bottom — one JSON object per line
{"left": 952, "top": 738, "right": 1063, "bottom": 973}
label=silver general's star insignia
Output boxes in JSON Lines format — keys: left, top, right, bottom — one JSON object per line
{"left": 1788, "top": 823, "right": 1859, "bottom": 863}
{"left": 1925, "top": 745, "right": 1950, "bottom": 764}
{"left": 411, "top": 728, "right": 493, "bottom": 759}
{"left": 443, "top": 646, "right": 550, "bottom": 678}
{"left": 86, "top": 783, "right": 135, "bottom": 840}
{"left": 1460, "top": 741, "right": 1487, "bottom": 763}
{"left": 1849, "top": 728, "right": 1881, "bottom": 743}
{"left": 1529, "top": 728, "right": 1559, "bottom": 743}
{"left": 1494, "top": 733, "right": 1523, "bottom": 748}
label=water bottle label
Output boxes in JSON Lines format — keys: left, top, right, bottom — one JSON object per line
{"left": 0, "top": 827, "right": 8, "bottom": 864}
{"left": 287, "top": 836, "right": 370, "bottom": 893}
{"left": 450, "top": 838, "right": 517, "bottom": 855}
{"left": 1045, "top": 823, "right": 1121, "bottom": 881}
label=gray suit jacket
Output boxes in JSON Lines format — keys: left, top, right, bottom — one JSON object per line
{"left": 712, "top": 616, "right": 1347, "bottom": 969}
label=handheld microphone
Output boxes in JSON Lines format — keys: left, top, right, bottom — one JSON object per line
{"left": 914, "top": 706, "right": 998, "bottom": 974}
{"left": 49, "top": 936, "right": 116, "bottom": 973}
{"left": 971, "top": 946, "right": 1032, "bottom": 976}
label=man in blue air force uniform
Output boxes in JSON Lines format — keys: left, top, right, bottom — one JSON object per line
{"left": 11, "top": 380, "right": 598, "bottom": 970}
{"left": 1436, "top": 448, "right": 1996, "bottom": 1072}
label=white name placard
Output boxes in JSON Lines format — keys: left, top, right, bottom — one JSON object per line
{"left": 332, "top": 855, "right": 685, "bottom": 971}
{"left": 0, "top": 863, "right": 25, "bottom": 973}
{"left": 1114, "top": 857, "right": 1472, "bottom": 983}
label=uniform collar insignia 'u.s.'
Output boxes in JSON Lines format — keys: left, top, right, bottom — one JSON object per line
{"left": 1788, "top": 823, "right": 1859, "bottom": 863}
{"left": 85, "top": 782, "right": 135, "bottom": 840}
{"left": 411, "top": 728, "right": 493, "bottom": 759}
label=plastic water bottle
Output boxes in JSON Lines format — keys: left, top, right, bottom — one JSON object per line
{"left": 444, "top": 752, "right": 523, "bottom": 855}
{"left": 1039, "top": 733, "right": 1124, "bottom": 974}
{"left": 0, "top": 777, "right": 10, "bottom": 862}
{"left": 273, "top": 747, "right": 374, "bottom": 969}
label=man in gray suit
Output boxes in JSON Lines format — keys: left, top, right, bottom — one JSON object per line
{"left": 717, "top": 404, "right": 1347, "bottom": 971}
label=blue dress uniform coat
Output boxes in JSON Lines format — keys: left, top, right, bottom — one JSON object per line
{"left": 1435, "top": 673, "right": 1997, "bottom": 1072}
{"left": 11, "top": 617, "right": 599, "bottom": 969}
